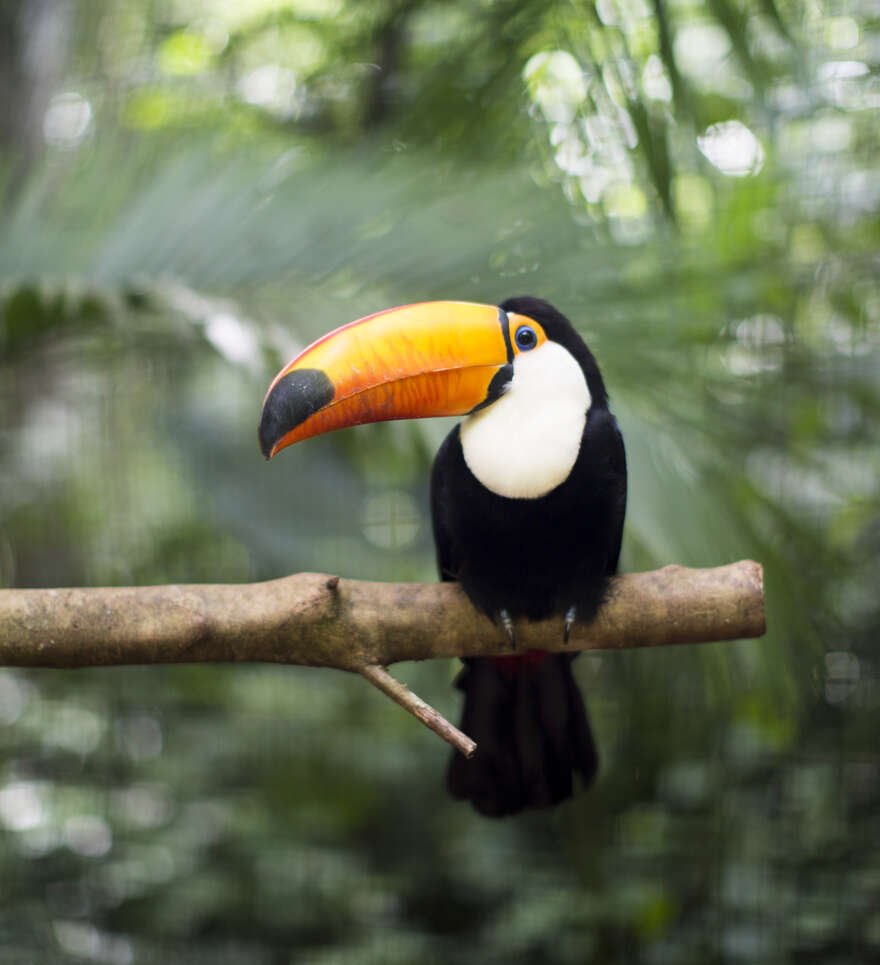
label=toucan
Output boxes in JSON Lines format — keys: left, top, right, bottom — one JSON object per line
{"left": 259, "top": 296, "right": 627, "bottom": 816}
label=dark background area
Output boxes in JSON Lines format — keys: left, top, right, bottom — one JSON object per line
{"left": 1, "top": 0, "right": 878, "bottom": 961}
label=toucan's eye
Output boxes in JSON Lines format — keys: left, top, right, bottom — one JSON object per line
{"left": 514, "top": 325, "right": 538, "bottom": 351}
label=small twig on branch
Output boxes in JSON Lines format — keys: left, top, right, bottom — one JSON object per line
{"left": 0, "top": 561, "right": 765, "bottom": 755}
{"left": 360, "top": 663, "right": 477, "bottom": 758}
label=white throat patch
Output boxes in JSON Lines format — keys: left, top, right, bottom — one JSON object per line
{"left": 460, "top": 340, "right": 591, "bottom": 499}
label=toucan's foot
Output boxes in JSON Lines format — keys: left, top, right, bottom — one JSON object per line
{"left": 499, "top": 608, "right": 516, "bottom": 650}
{"left": 564, "top": 606, "right": 576, "bottom": 645}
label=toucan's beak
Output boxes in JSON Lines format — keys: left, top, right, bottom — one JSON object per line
{"left": 259, "top": 301, "right": 514, "bottom": 459}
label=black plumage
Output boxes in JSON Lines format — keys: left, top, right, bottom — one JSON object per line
{"left": 431, "top": 297, "right": 627, "bottom": 817}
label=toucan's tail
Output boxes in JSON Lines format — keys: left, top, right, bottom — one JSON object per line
{"left": 446, "top": 652, "right": 598, "bottom": 817}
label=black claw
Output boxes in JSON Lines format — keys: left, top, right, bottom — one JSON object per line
{"left": 563, "top": 605, "right": 576, "bottom": 645}
{"left": 500, "top": 608, "right": 516, "bottom": 650}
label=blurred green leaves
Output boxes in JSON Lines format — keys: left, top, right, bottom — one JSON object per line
{"left": 1, "top": 0, "right": 879, "bottom": 962}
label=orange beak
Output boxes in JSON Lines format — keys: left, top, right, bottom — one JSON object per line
{"left": 259, "top": 301, "right": 518, "bottom": 459}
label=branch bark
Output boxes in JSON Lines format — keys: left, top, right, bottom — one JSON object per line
{"left": 0, "top": 561, "right": 764, "bottom": 669}
{"left": 0, "top": 561, "right": 765, "bottom": 755}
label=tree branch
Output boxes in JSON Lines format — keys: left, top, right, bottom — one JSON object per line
{"left": 360, "top": 663, "right": 477, "bottom": 759}
{"left": 0, "top": 561, "right": 764, "bottom": 754}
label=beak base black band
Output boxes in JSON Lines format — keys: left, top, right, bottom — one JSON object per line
{"left": 467, "top": 363, "right": 513, "bottom": 415}
{"left": 498, "top": 308, "right": 513, "bottom": 363}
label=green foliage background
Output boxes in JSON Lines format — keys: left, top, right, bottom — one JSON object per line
{"left": 1, "top": 0, "right": 878, "bottom": 961}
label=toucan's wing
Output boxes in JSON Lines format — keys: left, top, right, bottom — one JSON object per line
{"left": 606, "top": 420, "right": 627, "bottom": 576}
{"left": 429, "top": 424, "right": 461, "bottom": 583}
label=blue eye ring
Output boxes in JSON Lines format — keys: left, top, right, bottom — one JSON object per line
{"left": 514, "top": 325, "right": 538, "bottom": 351}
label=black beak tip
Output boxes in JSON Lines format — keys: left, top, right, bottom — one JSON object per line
{"left": 258, "top": 367, "right": 336, "bottom": 461}
{"left": 258, "top": 410, "right": 278, "bottom": 460}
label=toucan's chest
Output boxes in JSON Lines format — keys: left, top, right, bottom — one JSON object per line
{"left": 431, "top": 409, "right": 626, "bottom": 622}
